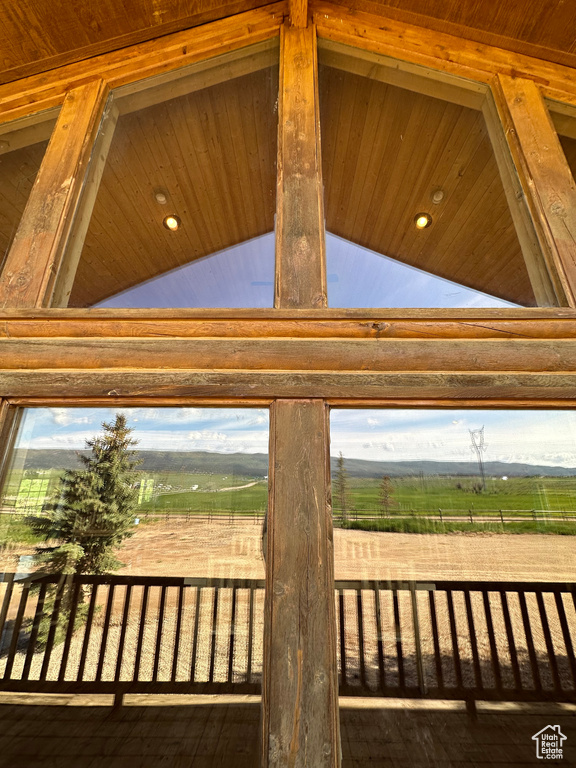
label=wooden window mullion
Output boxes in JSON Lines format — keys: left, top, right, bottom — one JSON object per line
{"left": 0, "top": 79, "right": 108, "bottom": 309}
{"left": 492, "top": 74, "right": 576, "bottom": 308}
{"left": 275, "top": 22, "right": 326, "bottom": 309}
{"left": 263, "top": 398, "right": 340, "bottom": 767}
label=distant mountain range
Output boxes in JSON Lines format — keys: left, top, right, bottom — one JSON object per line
{"left": 13, "top": 449, "right": 576, "bottom": 478}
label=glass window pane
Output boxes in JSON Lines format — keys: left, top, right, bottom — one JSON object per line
{"left": 0, "top": 111, "right": 58, "bottom": 271}
{"left": 64, "top": 41, "right": 278, "bottom": 308}
{"left": 331, "top": 407, "right": 576, "bottom": 760}
{"left": 319, "top": 43, "right": 539, "bottom": 308}
{"left": 0, "top": 406, "right": 268, "bottom": 756}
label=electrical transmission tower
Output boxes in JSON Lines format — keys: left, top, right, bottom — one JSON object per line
{"left": 469, "top": 426, "right": 486, "bottom": 491}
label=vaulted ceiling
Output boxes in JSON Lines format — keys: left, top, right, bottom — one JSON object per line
{"left": 1, "top": 0, "right": 576, "bottom": 85}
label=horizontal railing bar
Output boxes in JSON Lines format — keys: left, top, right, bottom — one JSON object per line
{"left": 1, "top": 573, "right": 574, "bottom": 594}
{"left": 0, "top": 573, "right": 574, "bottom": 707}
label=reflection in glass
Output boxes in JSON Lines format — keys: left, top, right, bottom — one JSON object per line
{"left": 319, "top": 42, "right": 538, "bottom": 307}
{"left": 0, "top": 113, "right": 57, "bottom": 270}
{"left": 326, "top": 233, "right": 517, "bottom": 308}
{"left": 66, "top": 41, "right": 279, "bottom": 308}
{"left": 331, "top": 408, "right": 576, "bottom": 746}
{"left": 97, "top": 233, "right": 275, "bottom": 308}
{"left": 0, "top": 408, "right": 268, "bottom": 707}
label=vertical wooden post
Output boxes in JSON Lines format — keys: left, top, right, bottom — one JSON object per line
{"left": 263, "top": 399, "right": 340, "bottom": 767}
{"left": 289, "top": 0, "right": 308, "bottom": 28}
{"left": 51, "top": 101, "right": 118, "bottom": 307}
{"left": 491, "top": 74, "right": 576, "bottom": 307}
{"left": 483, "top": 93, "right": 563, "bottom": 307}
{"left": 0, "top": 79, "right": 108, "bottom": 308}
{"left": 0, "top": 401, "right": 21, "bottom": 498}
{"left": 275, "top": 23, "right": 326, "bottom": 308}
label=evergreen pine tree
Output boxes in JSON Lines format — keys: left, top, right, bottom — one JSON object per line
{"left": 31, "top": 413, "right": 140, "bottom": 576}
{"left": 334, "top": 452, "right": 351, "bottom": 522}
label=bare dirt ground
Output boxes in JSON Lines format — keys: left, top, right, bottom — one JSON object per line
{"left": 111, "top": 518, "right": 576, "bottom": 582}
{"left": 1, "top": 522, "right": 574, "bottom": 692}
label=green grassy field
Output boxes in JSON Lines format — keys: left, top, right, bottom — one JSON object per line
{"left": 1, "top": 468, "right": 269, "bottom": 517}
{"left": 2, "top": 467, "right": 575, "bottom": 550}
{"left": 335, "top": 474, "right": 576, "bottom": 517}
{"left": 336, "top": 517, "right": 576, "bottom": 535}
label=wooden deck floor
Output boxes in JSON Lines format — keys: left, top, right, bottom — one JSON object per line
{"left": 0, "top": 694, "right": 574, "bottom": 767}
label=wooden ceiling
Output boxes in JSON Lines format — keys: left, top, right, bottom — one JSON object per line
{"left": 0, "top": 51, "right": 544, "bottom": 308}
{"left": 2, "top": 0, "right": 576, "bottom": 86}
{"left": 319, "top": 64, "right": 535, "bottom": 306}
{"left": 69, "top": 65, "right": 278, "bottom": 308}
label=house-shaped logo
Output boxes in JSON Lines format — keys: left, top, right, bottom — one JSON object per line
{"left": 532, "top": 725, "right": 567, "bottom": 759}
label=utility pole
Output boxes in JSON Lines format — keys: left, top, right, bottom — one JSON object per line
{"left": 469, "top": 426, "right": 486, "bottom": 492}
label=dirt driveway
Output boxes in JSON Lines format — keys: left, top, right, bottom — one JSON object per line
{"left": 116, "top": 519, "right": 576, "bottom": 582}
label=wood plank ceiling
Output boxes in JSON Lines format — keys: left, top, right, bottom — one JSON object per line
{"left": 319, "top": 65, "right": 535, "bottom": 306}
{"left": 0, "top": 57, "right": 546, "bottom": 307}
{"left": 2, "top": 0, "right": 576, "bottom": 85}
{"left": 2, "top": 2, "right": 576, "bottom": 307}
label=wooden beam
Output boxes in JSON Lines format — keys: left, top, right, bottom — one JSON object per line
{"left": 0, "top": 110, "right": 58, "bottom": 154}
{"left": 289, "top": 0, "right": 308, "bottom": 28}
{"left": 0, "top": 400, "right": 21, "bottom": 498}
{"left": 0, "top": 4, "right": 286, "bottom": 123}
{"left": 482, "top": 91, "right": 565, "bottom": 307}
{"left": 0, "top": 80, "right": 109, "bottom": 308}
{"left": 275, "top": 23, "right": 326, "bottom": 308}
{"left": 318, "top": 39, "right": 486, "bottom": 111}
{"left": 7, "top": 396, "right": 574, "bottom": 410}
{"left": 1, "top": 337, "right": 576, "bottom": 372}
{"left": 263, "top": 399, "right": 339, "bottom": 767}
{"left": 51, "top": 101, "right": 119, "bottom": 308}
{"left": 116, "top": 38, "right": 279, "bottom": 116}
{"left": 2, "top": 312, "right": 576, "bottom": 339}
{"left": 0, "top": 370, "right": 575, "bottom": 400}
{"left": 494, "top": 74, "right": 576, "bottom": 307}
{"left": 313, "top": 2, "right": 576, "bottom": 96}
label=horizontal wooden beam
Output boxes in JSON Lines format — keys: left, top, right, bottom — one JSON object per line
{"left": 1, "top": 371, "right": 575, "bottom": 399}
{"left": 1, "top": 309, "right": 576, "bottom": 339}
{"left": 0, "top": 3, "right": 286, "bottom": 123}
{"left": 7, "top": 396, "right": 575, "bottom": 410}
{"left": 318, "top": 39, "right": 487, "bottom": 111}
{"left": 313, "top": 1, "right": 576, "bottom": 100}
{"left": 1, "top": 337, "right": 576, "bottom": 371}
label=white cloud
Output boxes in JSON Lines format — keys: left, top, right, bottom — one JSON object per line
{"left": 48, "top": 408, "right": 93, "bottom": 427}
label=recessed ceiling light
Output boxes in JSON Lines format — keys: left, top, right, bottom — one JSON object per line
{"left": 163, "top": 214, "right": 181, "bottom": 231}
{"left": 155, "top": 191, "right": 168, "bottom": 204}
{"left": 431, "top": 189, "right": 444, "bottom": 204}
{"left": 414, "top": 212, "right": 432, "bottom": 229}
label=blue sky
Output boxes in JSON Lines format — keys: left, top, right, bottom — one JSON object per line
{"left": 331, "top": 410, "right": 576, "bottom": 467}
{"left": 97, "top": 232, "right": 516, "bottom": 309}
{"left": 14, "top": 407, "right": 576, "bottom": 468}
{"left": 16, "top": 408, "right": 270, "bottom": 454}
